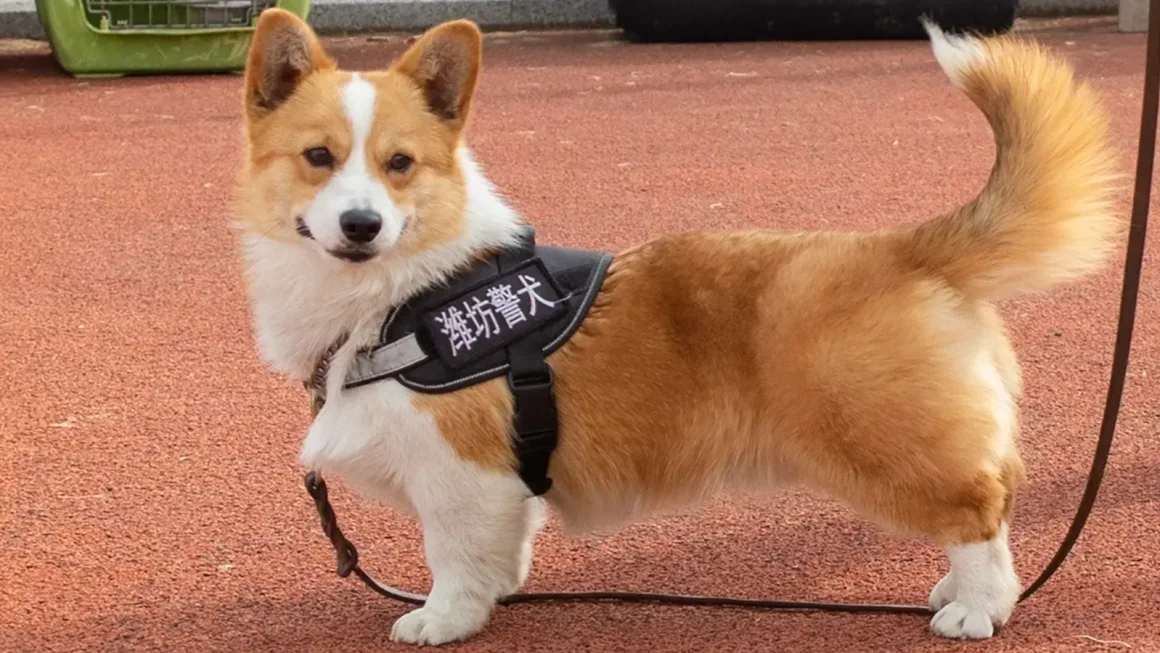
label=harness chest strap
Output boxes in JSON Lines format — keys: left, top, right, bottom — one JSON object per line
{"left": 307, "top": 226, "right": 613, "bottom": 496}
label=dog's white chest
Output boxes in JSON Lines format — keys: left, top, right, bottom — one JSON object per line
{"left": 299, "top": 379, "right": 440, "bottom": 514}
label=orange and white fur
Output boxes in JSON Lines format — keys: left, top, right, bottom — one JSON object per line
{"left": 235, "top": 9, "right": 1119, "bottom": 646}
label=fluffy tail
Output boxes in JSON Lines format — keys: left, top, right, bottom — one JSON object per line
{"left": 906, "top": 20, "right": 1122, "bottom": 301}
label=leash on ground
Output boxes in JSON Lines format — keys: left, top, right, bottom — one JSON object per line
{"left": 302, "top": 6, "right": 1157, "bottom": 615}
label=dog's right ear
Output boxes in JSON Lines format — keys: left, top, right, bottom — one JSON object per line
{"left": 243, "top": 9, "right": 333, "bottom": 118}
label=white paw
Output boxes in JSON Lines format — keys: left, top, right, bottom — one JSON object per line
{"left": 390, "top": 605, "right": 489, "bottom": 646}
{"left": 930, "top": 601, "right": 997, "bottom": 640}
{"left": 928, "top": 572, "right": 957, "bottom": 611}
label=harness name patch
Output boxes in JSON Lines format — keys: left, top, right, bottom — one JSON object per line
{"left": 419, "top": 259, "right": 568, "bottom": 368}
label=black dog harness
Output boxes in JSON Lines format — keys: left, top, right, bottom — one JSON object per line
{"left": 310, "top": 227, "right": 612, "bottom": 496}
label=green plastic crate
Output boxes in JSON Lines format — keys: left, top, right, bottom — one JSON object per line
{"left": 37, "top": 0, "right": 312, "bottom": 77}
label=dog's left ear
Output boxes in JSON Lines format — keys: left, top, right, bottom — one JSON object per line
{"left": 393, "top": 20, "right": 483, "bottom": 129}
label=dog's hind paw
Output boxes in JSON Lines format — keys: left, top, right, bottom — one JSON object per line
{"left": 390, "top": 605, "right": 488, "bottom": 646}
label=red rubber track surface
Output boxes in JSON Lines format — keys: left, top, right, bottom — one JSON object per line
{"left": 1, "top": 15, "right": 1157, "bottom": 653}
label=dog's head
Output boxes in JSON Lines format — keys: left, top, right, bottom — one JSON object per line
{"left": 236, "top": 10, "right": 483, "bottom": 265}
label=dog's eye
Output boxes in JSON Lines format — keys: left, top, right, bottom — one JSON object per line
{"left": 303, "top": 147, "right": 334, "bottom": 168}
{"left": 387, "top": 153, "right": 413, "bottom": 174}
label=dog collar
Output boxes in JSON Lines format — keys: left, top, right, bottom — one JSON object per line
{"left": 308, "top": 226, "right": 612, "bottom": 495}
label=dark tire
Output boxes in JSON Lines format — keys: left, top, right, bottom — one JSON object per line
{"left": 610, "top": 0, "right": 1018, "bottom": 43}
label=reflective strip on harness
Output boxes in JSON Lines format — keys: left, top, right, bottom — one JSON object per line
{"left": 344, "top": 334, "right": 429, "bottom": 389}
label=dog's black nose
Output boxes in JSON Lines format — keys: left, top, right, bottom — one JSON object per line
{"left": 339, "top": 209, "right": 382, "bottom": 243}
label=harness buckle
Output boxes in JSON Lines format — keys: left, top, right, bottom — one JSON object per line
{"left": 507, "top": 359, "right": 554, "bottom": 389}
{"left": 507, "top": 365, "right": 558, "bottom": 496}
{"left": 508, "top": 368, "right": 557, "bottom": 440}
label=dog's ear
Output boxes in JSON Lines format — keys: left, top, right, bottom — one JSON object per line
{"left": 392, "top": 20, "right": 483, "bottom": 129}
{"left": 243, "top": 8, "right": 333, "bottom": 118}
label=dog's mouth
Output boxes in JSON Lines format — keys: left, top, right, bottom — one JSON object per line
{"left": 295, "top": 216, "right": 314, "bottom": 239}
{"left": 330, "top": 248, "right": 377, "bottom": 263}
{"left": 295, "top": 217, "right": 376, "bottom": 263}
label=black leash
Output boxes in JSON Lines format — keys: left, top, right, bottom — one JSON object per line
{"left": 303, "top": 9, "right": 1156, "bottom": 616}
{"left": 1017, "top": 1, "right": 1158, "bottom": 601}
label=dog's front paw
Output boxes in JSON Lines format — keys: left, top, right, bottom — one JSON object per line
{"left": 390, "top": 605, "right": 489, "bottom": 646}
{"left": 930, "top": 601, "right": 997, "bottom": 640}
{"left": 928, "top": 572, "right": 957, "bottom": 612}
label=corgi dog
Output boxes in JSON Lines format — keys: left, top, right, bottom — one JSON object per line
{"left": 234, "top": 9, "right": 1120, "bottom": 646}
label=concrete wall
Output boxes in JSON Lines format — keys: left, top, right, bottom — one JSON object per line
{"left": 308, "top": 0, "right": 614, "bottom": 34}
{"left": 1119, "top": 0, "right": 1148, "bottom": 31}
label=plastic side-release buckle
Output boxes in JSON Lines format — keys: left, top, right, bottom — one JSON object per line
{"left": 507, "top": 366, "right": 558, "bottom": 496}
